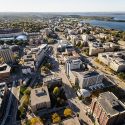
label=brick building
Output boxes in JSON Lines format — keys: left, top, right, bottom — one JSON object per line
{"left": 91, "top": 92, "right": 125, "bottom": 125}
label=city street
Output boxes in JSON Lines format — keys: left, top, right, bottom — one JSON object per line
{"left": 51, "top": 37, "right": 94, "bottom": 124}
{"left": 58, "top": 65, "right": 93, "bottom": 125}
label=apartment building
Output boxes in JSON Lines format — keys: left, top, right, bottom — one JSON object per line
{"left": 89, "top": 42, "right": 118, "bottom": 56}
{"left": 98, "top": 51, "right": 125, "bottom": 72}
{"left": 91, "top": 92, "right": 125, "bottom": 125}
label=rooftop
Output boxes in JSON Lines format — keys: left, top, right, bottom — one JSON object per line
{"left": 100, "top": 51, "right": 125, "bottom": 65}
{"left": 43, "top": 75, "right": 62, "bottom": 84}
{"left": 0, "top": 63, "right": 11, "bottom": 74}
{"left": 98, "top": 92, "right": 125, "bottom": 117}
{"left": 62, "top": 117, "right": 80, "bottom": 125}
{"left": 82, "top": 70, "right": 100, "bottom": 78}
{"left": 72, "top": 70, "right": 101, "bottom": 78}
{"left": 30, "top": 86, "right": 50, "bottom": 106}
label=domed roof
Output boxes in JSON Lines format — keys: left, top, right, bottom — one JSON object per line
{"left": 16, "top": 35, "right": 27, "bottom": 41}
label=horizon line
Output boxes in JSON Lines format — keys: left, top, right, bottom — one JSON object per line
{"left": 0, "top": 11, "right": 125, "bottom": 13}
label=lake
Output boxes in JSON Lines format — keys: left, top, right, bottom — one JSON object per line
{"left": 79, "top": 12, "right": 125, "bottom": 31}
{"left": 82, "top": 20, "right": 125, "bottom": 31}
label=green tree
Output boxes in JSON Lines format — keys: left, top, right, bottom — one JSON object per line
{"left": 118, "top": 72, "right": 125, "bottom": 80}
{"left": 53, "top": 87, "right": 60, "bottom": 96}
{"left": 18, "top": 105, "right": 25, "bottom": 118}
{"left": 24, "top": 88, "right": 31, "bottom": 95}
{"left": 21, "top": 94, "right": 30, "bottom": 107}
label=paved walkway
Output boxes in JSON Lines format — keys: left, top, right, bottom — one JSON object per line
{"left": 58, "top": 66, "right": 94, "bottom": 125}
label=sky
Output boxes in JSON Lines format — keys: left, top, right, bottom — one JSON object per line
{"left": 0, "top": 0, "right": 125, "bottom": 12}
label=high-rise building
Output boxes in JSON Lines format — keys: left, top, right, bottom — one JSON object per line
{"left": 65, "top": 57, "right": 82, "bottom": 76}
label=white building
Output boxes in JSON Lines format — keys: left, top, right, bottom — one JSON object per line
{"left": 65, "top": 57, "right": 82, "bottom": 76}
{"left": 68, "top": 29, "right": 77, "bottom": 35}
{"left": 99, "top": 33, "right": 108, "bottom": 39}
{"left": 24, "top": 44, "right": 49, "bottom": 69}
{"left": 69, "top": 35, "right": 78, "bottom": 44}
{"left": 89, "top": 42, "right": 118, "bottom": 56}
{"left": 67, "top": 66, "right": 104, "bottom": 90}
{"left": 89, "top": 42, "right": 104, "bottom": 56}
{"left": 77, "top": 89, "right": 91, "bottom": 98}
{"left": 77, "top": 70, "right": 104, "bottom": 89}
{"left": 81, "top": 34, "right": 89, "bottom": 42}
{"left": 35, "top": 44, "right": 48, "bottom": 68}
{"left": 98, "top": 51, "right": 125, "bottom": 72}
{"left": 70, "top": 70, "right": 104, "bottom": 90}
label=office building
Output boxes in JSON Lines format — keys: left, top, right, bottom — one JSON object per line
{"left": 91, "top": 92, "right": 125, "bottom": 125}
{"left": 65, "top": 57, "right": 104, "bottom": 90}
{"left": 70, "top": 70, "right": 104, "bottom": 90}
{"left": 65, "top": 57, "right": 82, "bottom": 76}
{"left": 30, "top": 86, "right": 51, "bottom": 112}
